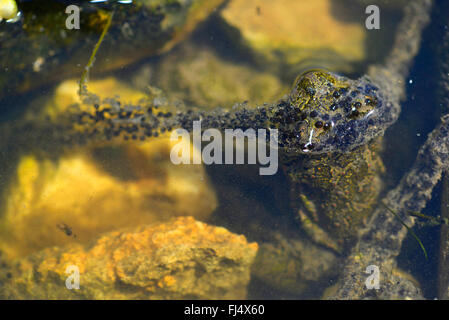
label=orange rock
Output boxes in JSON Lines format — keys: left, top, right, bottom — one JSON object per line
{"left": 1, "top": 217, "right": 258, "bottom": 300}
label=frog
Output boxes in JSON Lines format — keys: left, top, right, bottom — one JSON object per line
{"left": 279, "top": 70, "right": 387, "bottom": 252}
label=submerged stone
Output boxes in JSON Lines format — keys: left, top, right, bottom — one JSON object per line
{"left": 221, "top": 0, "right": 367, "bottom": 75}
{"left": 0, "top": 217, "right": 258, "bottom": 299}
{"left": 137, "top": 42, "right": 288, "bottom": 109}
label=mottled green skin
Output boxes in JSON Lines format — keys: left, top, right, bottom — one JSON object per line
{"left": 284, "top": 140, "right": 384, "bottom": 249}
{"left": 277, "top": 70, "right": 389, "bottom": 155}
{"left": 272, "top": 71, "right": 386, "bottom": 249}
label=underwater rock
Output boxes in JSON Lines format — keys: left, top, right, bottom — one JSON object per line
{"left": 220, "top": 0, "right": 369, "bottom": 76}
{"left": 375, "top": 268, "right": 423, "bottom": 300}
{"left": 251, "top": 234, "right": 339, "bottom": 295}
{"left": 0, "top": 78, "right": 217, "bottom": 260}
{"left": 322, "top": 266, "right": 423, "bottom": 300}
{"left": 0, "top": 0, "right": 225, "bottom": 103}
{"left": 0, "top": 217, "right": 258, "bottom": 299}
{"left": 136, "top": 42, "right": 288, "bottom": 109}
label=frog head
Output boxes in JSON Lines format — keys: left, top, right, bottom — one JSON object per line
{"left": 278, "top": 70, "right": 390, "bottom": 154}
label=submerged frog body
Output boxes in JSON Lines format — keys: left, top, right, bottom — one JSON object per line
{"left": 279, "top": 71, "right": 387, "bottom": 249}
{"left": 284, "top": 139, "right": 385, "bottom": 251}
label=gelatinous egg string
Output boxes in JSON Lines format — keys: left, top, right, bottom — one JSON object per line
{"left": 76, "top": 68, "right": 391, "bottom": 156}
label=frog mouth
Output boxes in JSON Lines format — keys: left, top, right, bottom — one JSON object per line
{"left": 302, "top": 128, "right": 315, "bottom": 153}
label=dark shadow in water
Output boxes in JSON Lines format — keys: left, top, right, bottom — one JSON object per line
{"left": 0, "top": 85, "right": 53, "bottom": 123}
{"left": 397, "top": 181, "right": 442, "bottom": 299}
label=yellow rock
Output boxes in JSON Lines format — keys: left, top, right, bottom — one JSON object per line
{"left": 221, "top": 0, "right": 367, "bottom": 74}
{"left": 0, "top": 78, "right": 217, "bottom": 260}
{"left": 0, "top": 0, "right": 18, "bottom": 20}
{"left": 1, "top": 217, "right": 258, "bottom": 299}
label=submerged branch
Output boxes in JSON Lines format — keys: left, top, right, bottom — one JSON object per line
{"left": 329, "top": 112, "right": 449, "bottom": 299}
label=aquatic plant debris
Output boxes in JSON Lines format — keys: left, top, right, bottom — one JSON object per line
{"left": 408, "top": 211, "right": 449, "bottom": 227}
{"left": 79, "top": 11, "right": 113, "bottom": 97}
{"left": 381, "top": 202, "right": 428, "bottom": 260}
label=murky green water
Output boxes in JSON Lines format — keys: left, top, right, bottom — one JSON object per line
{"left": 0, "top": 0, "right": 448, "bottom": 300}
